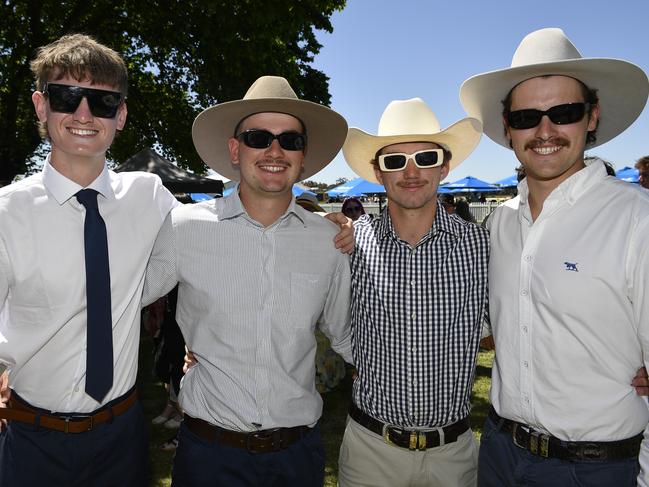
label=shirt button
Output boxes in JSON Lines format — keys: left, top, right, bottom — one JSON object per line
{"left": 412, "top": 347, "right": 417, "bottom": 353}
{"left": 521, "top": 289, "right": 529, "bottom": 296}
{"left": 412, "top": 379, "right": 418, "bottom": 386}
{"left": 521, "top": 326, "right": 528, "bottom": 333}
{"left": 524, "top": 255, "right": 532, "bottom": 262}
{"left": 411, "top": 313, "right": 416, "bottom": 320}
{"left": 410, "top": 280, "right": 415, "bottom": 286}
{"left": 523, "top": 361, "right": 529, "bottom": 368}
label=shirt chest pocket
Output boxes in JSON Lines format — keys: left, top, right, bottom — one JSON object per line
{"left": 289, "top": 272, "right": 331, "bottom": 329}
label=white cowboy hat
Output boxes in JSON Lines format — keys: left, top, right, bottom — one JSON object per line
{"left": 343, "top": 98, "right": 482, "bottom": 184}
{"left": 460, "top": 27, "right": 649, "bottom": 149}
{"left": 192, "top": 76, "right": 347, "bottom": 181}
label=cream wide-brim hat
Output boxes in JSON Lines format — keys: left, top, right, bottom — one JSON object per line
{"left": 192, "top": 76, "right": 348, "bottom": 181}
{"left": 460, "top": 28, "right": 649, "bottom": 149}
{"left": 343, "top": 98, "right": 482, "bottom": 184}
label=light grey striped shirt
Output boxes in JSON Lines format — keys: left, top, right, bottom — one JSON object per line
{"left": 143, "top": 189, "right": 352, "bottom": 431}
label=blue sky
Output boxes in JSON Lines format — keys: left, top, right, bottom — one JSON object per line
{"left": 307, "top": 0, "right": 649, "bottom": 185}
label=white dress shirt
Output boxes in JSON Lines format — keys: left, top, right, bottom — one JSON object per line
{"left": 143, "top": 189, "right": 352, "bottom": 432}
{"left": 487, "top": 159, "right": 649, "bottom": 445}
{"left": 0, "top": 157, "right": 177, "bottom": 412}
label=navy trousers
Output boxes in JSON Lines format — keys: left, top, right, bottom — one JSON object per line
{"left": 0, "top": 391, "right": 147, "bottom": 487}
{"left": 172, "top": 421, "right": 325, "bottom": 487}
{"left": 478, "top": 414, "right": 640, "bottom": 487}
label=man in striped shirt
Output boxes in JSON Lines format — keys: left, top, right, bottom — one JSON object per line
{"left": 337, "top": 97, "right": 489, "bottom": 487}
{"left": 143, "top": 76, "right": 354, "bottom": 487}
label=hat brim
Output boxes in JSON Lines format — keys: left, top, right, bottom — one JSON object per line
{"left": 342, "top": 117, "right": 482, "bottom": 184}
{"left": 192, "top": 98, "right": 348, "bottom": 181}
{"left": 460, "top": 58, "right": 649, "bottom": 149}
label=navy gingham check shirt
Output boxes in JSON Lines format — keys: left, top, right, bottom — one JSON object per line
{"left": 350, "top": 203, "right": 489, "bottom": 428}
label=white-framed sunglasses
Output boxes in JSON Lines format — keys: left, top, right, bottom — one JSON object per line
{"left": 376, "top": 148, "right": 445, "bottom": 172}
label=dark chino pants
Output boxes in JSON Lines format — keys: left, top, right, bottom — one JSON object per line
{"left": 478, "top": 414, "right": 640, "bottom": 487}
{"left": 172, "top": 421, "right": 325, "bottom": 487}
{"left": 0, "top": 391, "right": 147, "bottom": 487}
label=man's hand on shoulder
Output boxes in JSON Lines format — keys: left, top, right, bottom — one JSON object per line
{"left": 0, "top": 371, "right": 9, "bottom": 429}
{"left": 324, "top": 212, "right": 355, "bottom": 254}
{"left": 632, "top": 366, "right": 649, "bottom": 396}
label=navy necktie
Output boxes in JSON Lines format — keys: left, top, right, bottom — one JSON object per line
{"left": 76, "top": 189, "right": 113, "bottom": 403}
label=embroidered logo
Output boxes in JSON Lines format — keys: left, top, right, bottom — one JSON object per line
{"left": 563, "top": 262, "right": 578, "bottom": 272}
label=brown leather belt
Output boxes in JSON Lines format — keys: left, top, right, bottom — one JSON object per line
{"left": 183, "top": 414, "right": 312, "bottom": 453}
{"left": 489, "top": 406, "right": 642, "bottom": 461}
{"left": 349, "top": 402, "right": 470, "bottom": 451}
{"left": 0, "top": 389, "right": 138, "bottom": 433}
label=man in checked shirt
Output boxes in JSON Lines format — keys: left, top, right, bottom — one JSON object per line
{"left": 337, "top": 97, "right": 489, "bottom": 487}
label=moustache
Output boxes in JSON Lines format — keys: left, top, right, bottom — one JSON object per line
{"left": 524, "top": 137, "right": 569, "bottom": 151}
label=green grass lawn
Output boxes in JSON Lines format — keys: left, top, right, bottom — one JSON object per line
{"left": 139, "top": 337, "right": 495, "bottom": 487}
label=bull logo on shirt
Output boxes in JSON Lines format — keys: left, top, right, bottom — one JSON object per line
{"left": 563, "top": 262, "right": 578, "bottom": 272}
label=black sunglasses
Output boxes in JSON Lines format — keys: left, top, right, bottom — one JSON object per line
{"left": 377, "top": 148, "right": 444, "bottom": 172}
{"left": 343, "top": 206, "right": 363, "bottom": 213}
{"left": 43, "top": 83, "right": 124, "bottom": 119}
{"left": 236, "top": 129, "right": 307, "bottom": 151}
{"left": 507, "top": 102, "right": 590, "bottom": 130}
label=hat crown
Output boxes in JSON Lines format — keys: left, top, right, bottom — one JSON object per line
{"left": 512, "top": 28, "right": 583, "bottom": 67}
{"left": 243, "top": 76, "right": 298, "bottom": 100}
{"left": 377, "top": 98, "right": 441, "bottom": 136}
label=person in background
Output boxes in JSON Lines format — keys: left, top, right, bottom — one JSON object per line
{"left": 454, "top": 199, "right": 476, "bottom": 223}
{"left": 439, "top": 193, "right": 456, "bottom": 214}
{"left": 636, "top": 155, "right": 649, "bottom": 189}
{"left": 341, "top": 196, "right": 366, "bottom": 221}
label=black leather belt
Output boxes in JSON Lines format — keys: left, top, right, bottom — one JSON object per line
{"left": 489, "top": 407, "right": 642, "bottom": 461}
{"left": 349, "top": 402, "right": 470, "bottom": 451}
{"left": 184, "top": 414, "right": 312, "bottom": 454}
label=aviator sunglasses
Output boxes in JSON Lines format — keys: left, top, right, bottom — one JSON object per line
{"left": 43, "top": 83, "right": 124, "bottom": 119}
{"left": 236, "top": 129, "right": 307, "bottom": 151}
{"left": 377, "top": 148, "right": 445, "bottom": 172}
{"left": 507, "top": 102, "right": 590, "bottom": 130}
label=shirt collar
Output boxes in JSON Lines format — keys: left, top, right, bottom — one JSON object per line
{"left": 374, "top": 200, "right": 463, "bottom": 243}
{"left": 42, "top": 154, "right": 114, "bottom": 205}
{"left": 219, "top": 183, "right": 306, "bottom": 226}
{"left": 516, "top": 157, "right": 608, "bottom": 209}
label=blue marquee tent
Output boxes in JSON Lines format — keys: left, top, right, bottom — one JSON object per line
{"left": 615, "top": 166, "right": 639, "bottom": 183}
{"left": 439, "top": 176, "right": 501, "bottom": 193}
{"left": 493, "top": 174, "right": 519, "bottom": 188}
{"left": 222, "top": 184, "right": 316, "bottom": 197}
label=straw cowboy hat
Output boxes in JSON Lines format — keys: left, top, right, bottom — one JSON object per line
{"left": 343, "top": 98, "right": 482, "bottom": 184}
{"left": 192, "top": 76, "right": 348, "bottom": 181}
{"left": 460, "top": 27, "right": 649, "bottom": 149}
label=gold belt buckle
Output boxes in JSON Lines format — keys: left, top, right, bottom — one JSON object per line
{"left": 529, "top": 430, "right": 550, "bottom": 457}
{"left": 383, "top": 424, "right": 428, "bottom": 451}
{"left": 382, "top": 424, "right": 394, "bottom": 446}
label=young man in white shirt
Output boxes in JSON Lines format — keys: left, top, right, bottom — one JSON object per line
{"left": 0, "top": 34, "right": 178, "bottom": 485}
{"left": 461, "top": 27, "right": 649, "bottom": 486}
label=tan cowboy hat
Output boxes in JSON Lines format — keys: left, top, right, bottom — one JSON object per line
{"left": 192, "top": 76, "right": 348, "bottom": 181}
{"left": 460, "top": 27, "right": 649, "bottom": 149}
{"left": 343, "top": 98, "right": 482, "bottom": 184}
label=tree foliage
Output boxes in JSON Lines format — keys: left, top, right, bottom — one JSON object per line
{"left": 0, "top": 0, "right": 346, "bottom": 184}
